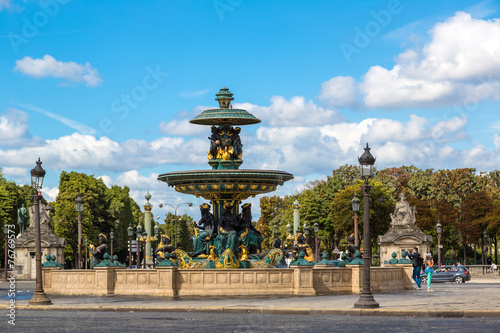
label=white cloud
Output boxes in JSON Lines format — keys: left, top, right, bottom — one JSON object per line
{"left": 159, "top": 119, "right": 206, "bottom": 136}
{"left": 494, "top": 134, "right": 500, "bottom": 150}
{"left": 325, "top": 12, "right": 500, "bottom": 109}
{"left": 42, "top": 187, "right": 59, "bottom": 202}
{"left": 236, "top": 95, "right": 341, "bottom": 127}
{"left": 0, "top": 108, "right": 43, "bottom": 147}
{"left": 0, "top": 132, "right": 207, "bottom": 172}
{"left": 318, "top": 76, "right": 359, "bottom": 107}
{"left": 13, "top": 55, "right": 103, "bottom": 87}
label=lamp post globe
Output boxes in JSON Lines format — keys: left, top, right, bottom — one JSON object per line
{"left": 351, "top": 194, "right": 360, "bottom": 212}
{"left": 354, "top": 144, "right": 379, "bottom": 309}
{"left": 29, "top": 158, "right": 51, "bottom": 305}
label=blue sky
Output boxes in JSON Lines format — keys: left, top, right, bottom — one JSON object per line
{"left": 1, "top": 0, "right": 500, "bottom": 218}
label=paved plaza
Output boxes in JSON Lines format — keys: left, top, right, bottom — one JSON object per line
{"left": 1, "top": 277, "right": 499, "bottom": 318}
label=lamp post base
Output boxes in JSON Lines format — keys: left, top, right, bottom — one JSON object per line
{"left": 353, "top": 292, "right": 380, "bottom": 309}
{"left": 29, "top": 291, "right": 52, "bottom": 305}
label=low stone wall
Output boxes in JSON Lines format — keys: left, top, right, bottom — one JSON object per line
{"left": 43, "top": 265, "right": 413, "bottom": 297}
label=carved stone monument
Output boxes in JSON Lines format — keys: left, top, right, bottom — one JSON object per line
{"left": 378, "top": 193, "right": 432, "bottom": 266}
{"left": 14, "top": 203, "right": 66, "bottom": 279}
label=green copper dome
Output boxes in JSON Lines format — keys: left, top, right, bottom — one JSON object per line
{"left": 190, "top": 87, "right": 261, "bottom": 126}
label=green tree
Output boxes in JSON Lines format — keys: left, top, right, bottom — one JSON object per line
{"left": 53, "top": 171, "right": 110, "bottom": 265}
{"left": 331, "top": 181, "right": 394, "bottom": 251}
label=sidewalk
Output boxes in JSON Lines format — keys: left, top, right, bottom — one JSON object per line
{"left": 2, "top": 278, "right": 499, "bottom": 318}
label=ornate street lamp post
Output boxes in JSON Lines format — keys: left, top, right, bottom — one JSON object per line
{"left": 3, "top": 224, "right": 8, "bottom": 282}
{"left": 354, "top": 143, "right": 379, "bottom": 309}
{"left": 313, "top": 222, "right": 320, "bottom": 262}
{"left": 110, "top": 230, "right": 114, "bottom": 257}
{"left": 136, "top": 224, "right": 142, "bottom": 269}
{"left": 153, "top": 224, "right": 159, "bottom": 267}
{"left": 127, "top": 224, "right": 133, "bottom": 269}
{"left": 29, "top": 158, "right": 52, "bottom": 305}
{"left": 158, "top": 202, "right": 193, "bottom": 248}
{"left": 84, "top": 238, "right": 88, "bottom": 269}
{"left": 303, "top": 223, "right": 309, "bottom": 244}
{"left": 483, "top": 230, "right": 487, "bottom": 273}
{"left": 333, "top": 233, "right": 339, "bottom": 259}
{"left": 286, "top": 223, "right": 293, "bottom": 248}
{"left": 75, "top": 194, "right": 84, "bottom": 269}
{"left": 351, "top": 193, "right": 360, "bottom": 248}
{"left": 436, "top": 222, "right": 442, "bottom": 267}
{"left": 142, "top": 231, "right": 148, "bottom": 268}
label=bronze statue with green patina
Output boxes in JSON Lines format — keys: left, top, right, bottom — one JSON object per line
{"left": 192, "top": 203, "right": 216, "bottom": 257}
{"left": 237, "top": 203, "right": 263, "bottom": 254}
{"left": 89, "top": 233, "right": 108, "bottom": 269}
{"left": 216, "top": 203, "right": 240, "bottom": 258}
{"left": 17, "top": 204, "right": 28, "bottom": 234}
{"left": 155, "top": 235, "right": 176, "bottom": 262}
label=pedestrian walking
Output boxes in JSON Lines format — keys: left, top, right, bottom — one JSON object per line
{"left": 407, "top": 247, "right": 422, "bottom": 290}
{"left": 424, "top": 253, "right": 434, "bottom": 292}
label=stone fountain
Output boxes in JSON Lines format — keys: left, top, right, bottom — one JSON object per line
{"left": 157, "top": 88, "right": 294, "bottom": 268}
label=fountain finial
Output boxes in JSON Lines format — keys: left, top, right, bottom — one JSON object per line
{"left": 215, "top": 87, "right": 234, "bottom": 109}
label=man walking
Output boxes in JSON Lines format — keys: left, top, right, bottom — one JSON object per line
{"left": 408, "top": 247, "right": 422, "bottom": 290}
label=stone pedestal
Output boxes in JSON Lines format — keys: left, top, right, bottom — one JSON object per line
{"left": 378, "top": 193, "right": 432, "bottom": 265}
{"left": 156, "top": 266, "right": 177, "bottom": 297}
{"left": 293, "top": 266, "right": 315, "bottom": 295}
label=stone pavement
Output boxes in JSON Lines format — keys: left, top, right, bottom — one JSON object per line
{"left": 1, "top": 277, "right": 499, "bottom": 318}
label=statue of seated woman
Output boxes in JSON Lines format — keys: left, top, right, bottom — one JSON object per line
{"left": 292, "top": 233, "right": 314, "bottom": 262}
{"left": 192, "top": 203, "right": 216, "bottom": 257}
{"left": 216, "top": 203, "right": 240, "bottom": 258}
{"left": 89, "top": 233, "right": 108, "bottom": 269}
{"left": 155, "top": 235, "right": 176, "bottom": 262}
{"left": 237, "top": 203, "right": 263, "bottom": 254}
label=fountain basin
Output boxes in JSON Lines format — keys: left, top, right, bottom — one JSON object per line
{"left": 158, "top": 169, "right": 293, "bottom": 201}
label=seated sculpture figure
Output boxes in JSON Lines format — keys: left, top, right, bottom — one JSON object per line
{"left": 89, "top": 233, "right": 108, "bottom": 269}
{"left": 216, "top": 203, "right": 240, "bottom": 258}
{"left": 237, "top": 203, "right": 263, "bottom": 254}
{"left": 155, "top": 235, "right": 176, "bottom": 262}
{"left": 192, "top": 203, "right": 216, "bottom": 257}
{"left": 292, "top": 233, "right": 314, "bottom": 262}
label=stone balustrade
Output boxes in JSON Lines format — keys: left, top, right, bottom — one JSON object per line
{"left": 43, "top": 265, "right": 413, "bottom": 297}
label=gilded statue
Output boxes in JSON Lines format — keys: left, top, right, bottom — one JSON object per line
{"left": 89, "top": 233, "right": 108, "bottom": 269}
{"left": 216, "top": 203, "right": 240, "bottom": 258}
{"left": 237, "top": 203, "right": 263, "bottom": 254}
{"left": 208, "top": 126, "right": 221, "bottom": 160}
{"left": 292, "top": 233, "right": 314, "bottom": 262}
{"left": 155, "top": 235, "right": 176, "bottom": 262}
{"left": 192, "top": 203, "right": 216, "bottom": 257}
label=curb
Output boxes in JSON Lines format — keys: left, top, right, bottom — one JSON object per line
{"left": 3, "top": 305, "right": 500, "bottom": 318}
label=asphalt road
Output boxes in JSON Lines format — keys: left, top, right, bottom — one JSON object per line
{"left": 1, "top": 311, "right": 500, "bottom": 333}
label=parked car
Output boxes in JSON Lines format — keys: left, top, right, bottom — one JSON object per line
{"left": 421, "top": 265, "right": 471, "bottom": 283}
